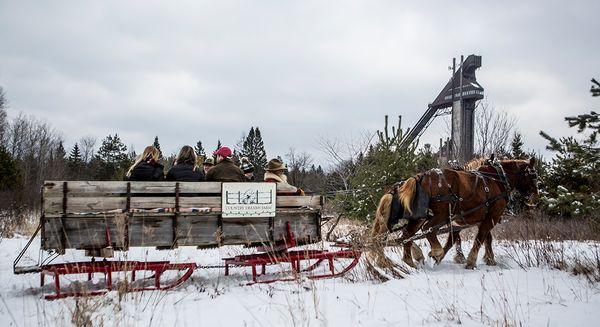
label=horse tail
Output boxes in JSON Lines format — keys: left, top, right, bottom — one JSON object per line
{"left": 372, "top": 193, "right": 393, "bottom": 236}
{"left": 399, "top": 177, "right": 416, "bottom": 215}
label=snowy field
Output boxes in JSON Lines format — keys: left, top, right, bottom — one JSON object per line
{"left": 1, "top": 235, "right": 599, "bottom": 326}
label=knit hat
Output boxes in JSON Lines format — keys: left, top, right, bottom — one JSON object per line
{"left": 203, "top": 157, "right": 215, "bottom": 166}
{"left": 240, "top": 157, "right": 255, "bottom": 173}
{"left": 213, "top": 146, "right": 232, "bottom": 158}
{"left": 265, "top": 158, "right": 287, "bottom": 172}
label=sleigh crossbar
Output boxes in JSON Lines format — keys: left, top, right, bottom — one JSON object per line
{"left": 41, "top": 260, "right": 197, "bottom": 300}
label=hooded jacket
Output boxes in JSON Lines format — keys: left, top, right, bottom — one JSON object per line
{"left": 205, "top": 158, "right": 246, "bottom": 182}
{"left": 264, "top": 171, "right": 304, "bottom": 195}
{"left": 127, "top": 161, "right": 165, "bottom": 181}
{"left": 166, "top": 163, "right": 205, "bottom": 182}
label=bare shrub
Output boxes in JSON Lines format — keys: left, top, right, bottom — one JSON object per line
{"left": 493, "top": 210, "right": 600, "bottom": 242}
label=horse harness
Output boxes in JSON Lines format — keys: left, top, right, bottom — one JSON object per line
{"left": 431, "top": 162, "right": 512, "bottom": 222}
{"left": 388, "top": 161, "right": 513, "bottom": 234}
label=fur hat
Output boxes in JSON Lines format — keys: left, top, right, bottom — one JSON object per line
{"left": 240, "top": 157, "right": 255, "bottom": 173}
{"left": 266, "top": 158, "right": 287, "bottom": 172}
{"left": 213, "top": 146, "right": 232, "bottom": 158}
{"left": 203, "top": 157, "right": 215, "bottom": 166}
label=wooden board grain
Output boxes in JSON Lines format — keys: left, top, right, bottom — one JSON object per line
{"left": 44, "top": 181, "right": 301, "bottom": 197}
{"left": 40, "top": 181, "right": 323, "bottom": 251}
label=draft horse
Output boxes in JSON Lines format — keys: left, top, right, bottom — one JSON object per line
{"left": 372, "top": 157, "right": 539, "bottom": 269}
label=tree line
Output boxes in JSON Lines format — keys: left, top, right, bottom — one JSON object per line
{"left": 0, "top": 86, "right": 332, "bottom": 214}
{"left": 2, "top": 79, "right": 597, "bottom": 225}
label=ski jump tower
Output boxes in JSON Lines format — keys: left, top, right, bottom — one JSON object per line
{"left": 399, "top": 54, "right": 484, "bottom": 163}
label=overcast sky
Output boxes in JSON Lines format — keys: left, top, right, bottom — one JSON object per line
{"left": 1, "top": 0, "right": 598, "bottom": 166}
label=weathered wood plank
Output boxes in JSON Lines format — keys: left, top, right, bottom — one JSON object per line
{"left": 273, "top": 212, "right": 319, "bottom": 243}
{"left": 44, "top": 181, "right": 299, "bottom": 197}
{"left": 222, "top": 217, "right": 271, "bottom": 244}
{"left": 44, "top": 181, "right": 223, "bottom": 197}
{"left": 276, "top": 196, "right": 322, "bottom": 208}
{"left": 44, "top": 197, "right": 126, "bottom": 213}
{"left": 129, "top": 216, "right": 174, "bottom": 247}
{"left": 176, "top": 215, "right": 219, "bottom": 246}
{"left": 42, "top": 218, "right": 63, "bottom": 250}
{"left": 44, "top": 196, "right": 321, "bottom": 214}
{"left": 43, "top": 215, "right": 128, "bottom": 250}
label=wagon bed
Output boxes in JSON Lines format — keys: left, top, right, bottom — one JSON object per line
{"left": 41, "top": 181, "right": 323, "bottom": 254}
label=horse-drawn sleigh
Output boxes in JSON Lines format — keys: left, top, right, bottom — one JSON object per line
{"left": 13, "top": 157, "right": 539, "bottom": 300}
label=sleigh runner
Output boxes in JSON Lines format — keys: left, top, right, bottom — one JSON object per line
{"left": 14, "top": 181, "right": 361, "bottom": 299}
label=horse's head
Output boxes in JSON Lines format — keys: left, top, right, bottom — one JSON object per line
{"left": 500, "top": 158, "right": 540, "bottom": 207}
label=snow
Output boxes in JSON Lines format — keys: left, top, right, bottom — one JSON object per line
{"left": 1, "top": 236, "right": 599, "bottom": 326}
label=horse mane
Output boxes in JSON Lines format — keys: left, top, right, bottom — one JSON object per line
{"left": 463, "top": 157, "right": 487, "bottom": 171}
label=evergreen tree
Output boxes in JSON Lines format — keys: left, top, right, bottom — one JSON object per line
{"left": 0, "top": 86, "right": 7, "bottom": 143}
{"left": 56, "top": 141, "right": 67, "bottom": 160}
{"left": 343, "top": 116, "right": 438, "bottom": 221}
{"left": 538, "top": 79, "right": 599, "bottom": 217}
{"left": 511, "top": 132, "right": 526, "bottom": 159}
{"left": 68, "top": 143, "right": 84, "bottom": 179}
{"left": 215, "top": 140, "right": 222, "bottom": 152}
{"left": 194, "top": 141, "right": 206, "bottom": 158}
{"left": 0, "top": 146, "right": 22, "bottom": 192}
{"left": 591, "top": 78, "right": 600, "bottom": 97}
{"left": 153, "top": 136, "right": 163, "bottom": 158}
{"left": 69, "top": 143, "right": 82, "bottom": 162}
{"left": 94, "top": 134, "right": 130, "bottom": 180}
{"left": 241, "top": 127, "right": 268, "bottom": 180}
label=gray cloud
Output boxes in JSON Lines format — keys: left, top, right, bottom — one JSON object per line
{"left": 1, "top": 0, "right": 598, "bottom": 166}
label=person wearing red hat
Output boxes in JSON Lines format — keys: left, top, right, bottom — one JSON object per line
{"left": 205, "top": 146, "right": 246, "bottom": 182}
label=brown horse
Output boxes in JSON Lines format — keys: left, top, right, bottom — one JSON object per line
{"left": 372, "top": 157, "right": 539, "bottom": 269}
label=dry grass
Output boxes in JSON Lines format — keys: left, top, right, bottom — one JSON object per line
{"left": 493, "top": 210, "right": 600, "bottom": 241}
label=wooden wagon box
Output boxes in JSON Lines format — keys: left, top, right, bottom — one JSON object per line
{"left": 41, "top": 181, "right": 323, "bottom": 254}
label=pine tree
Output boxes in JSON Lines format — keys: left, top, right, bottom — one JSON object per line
{"left": 215, "top": 140, "right": 222, "bottom": 152}
{"left": 0, "top": 86, "right": 7, "bottom": 143}
{"left": 56, "top": 141, "right": 67, "bottom": 160}
{"left": 241, "top": 127, "right": 268, "bottom": 180}
{"left": 0, "top": 146, "right": 22, "bottom": 192}
{"left": 68, "top": 143, "right": 84, "bottom": 179}
{"left": 153, "top": 136, "right": 163, "bottom": 159}
{"left": 591, "top": 78, "right": 600, "bottom": 97}
{"left": 69, "top": 143, "right": 82, "bottom": 162}
{"left": 511, "top": 132, "right": 526, "bottom": 159}
{"left": 194, "top": 141, "right": 205, "bottom": 158}
{"left": 94, "top": 134, "right": 130, "bottom": 180}
{"left": 538, "top": 79, "right": 600, "bottom": 217}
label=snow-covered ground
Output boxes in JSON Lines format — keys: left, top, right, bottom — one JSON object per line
{"left": 1, "top": 235, "right": 599, "bottom": 326}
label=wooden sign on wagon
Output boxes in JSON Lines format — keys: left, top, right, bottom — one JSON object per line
{"left": 221, "top": 182, "right": 277, "bottom": 218}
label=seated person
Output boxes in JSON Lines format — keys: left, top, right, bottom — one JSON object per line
{"left": 125, "top": 146, "right": 164, "bottom": 181}
{"left": 205, "top": 146, "right": 246, "bottom": 182}
{"left": 203, "top": 157, "right": 214, "bottom": 174}
{"left": 239, "top": 157, "right": 255, "bottom": 181}
{"left": 166, "top": 145, "right": 205, "bottom": 181}
{"left": 264, "top": 158, "right": 304, "bottom": 195}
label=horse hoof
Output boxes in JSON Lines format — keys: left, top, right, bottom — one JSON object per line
{"left": 428, "top": 249, "right": 443, "bottom": 259}
{"left": 403, "top": 257, "right": 417, "bottom": 269}
{"left": 465, "top": 262, "right": 477, "bottom": 270}
{"left": 454, "top": 253, "right": 467, "bottom": 264}
{"left": 411, "top": 244, "right": 425, "bottom": 264}
{"left": 484, "top": 257, "right": 497, "bottom": 266}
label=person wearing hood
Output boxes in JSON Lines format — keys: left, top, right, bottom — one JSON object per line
{"left": 125, "top": 146, "right": 165, "bottom": 181}
{"left": 205, "top": 146, "right": 246, "bottom": 182}
{"left": 240, "top": 157, "right": 255, "bottom": 181}
{"left": 166, "top": 145, "right": 205, "bottom": 182}
{"left": 264, "top": 158, "right": 304, "bottom": 195}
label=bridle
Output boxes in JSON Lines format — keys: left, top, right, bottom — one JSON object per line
{"left": 479, "top": 159, "right": 539, "bottom": 206}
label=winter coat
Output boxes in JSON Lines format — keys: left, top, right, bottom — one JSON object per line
{"left": 205, "top": 158, "right": 247, "bottom": 182}
{"left": 127, "top": 161, "right": 165, "bottom": 181}
{"left": 264, "top": 171, "right": 304, "bottom": 195}
{"left": 166, "top": 163, "right": 205, "bottom": 182}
